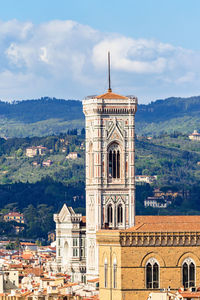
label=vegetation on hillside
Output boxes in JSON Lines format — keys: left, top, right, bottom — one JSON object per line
{"left": 0, "top": 131, "right": 199, "bottom": 240}
{"left": 0, "top": 95, "right": 200, "bottom": 239}
{"left": 0, "top": 96, "right": 200, "bottom": 137}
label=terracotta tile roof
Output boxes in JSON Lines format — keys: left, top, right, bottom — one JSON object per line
{"left": 25, "top": 267, "right": 43, "bottom": 276}
{"left": 125, "top": 215, "right": 200, "bottom": 232}
{"left": 10, "top": 263, "right": 23, "bottom": 268}
{"left": 87, "top": 277, "right": 99, "bottom": 283}
{"left": 96, "top": 91, "right": 128, "bottom": 100}
{"left": 5, "top": 212, "right": 23, "bottom": 217}
{"left": 179, "top": 291, "right": 200, "bottom": 298}
{"left": 21, "top": 253, "right": 33, "bottom": 259}
{"left": 20, "top": 242, "right": 36, "bottom": 246}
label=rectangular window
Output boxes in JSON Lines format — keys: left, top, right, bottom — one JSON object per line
{"left": 73, "top": 248, "right": 78, "bottom": 257}
{"left": 73, "top": 238, "right": 78, "bottom": 247}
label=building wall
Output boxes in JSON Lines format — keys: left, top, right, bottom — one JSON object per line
{"left": 98, "top": 231, "right": 200, "bottom": 300}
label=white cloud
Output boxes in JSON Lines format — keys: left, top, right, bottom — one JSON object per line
{"left": 0, "top": 19, "right": 200, "bottom": 102}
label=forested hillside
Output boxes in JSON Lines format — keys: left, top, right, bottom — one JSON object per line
{"left": 0, "top": 96, "right": 200, "bottom": 137}
{"left": 0, "top": 132, "right": 200, "bottom": 240}
{"left": 0, "top": 96, "right": 200, "bottom": 240}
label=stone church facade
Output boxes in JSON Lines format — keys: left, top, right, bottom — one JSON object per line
{"left": 53, "top": 205, "right": 86, "bottom": 283}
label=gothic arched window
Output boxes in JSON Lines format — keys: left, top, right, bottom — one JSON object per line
{"left": 107, "top": 204, "right": 113, "bottom": 225}
{"left": 113, "top": 258, "right": 117, "bottom": 289}
{"left": 104, "top": 258, "right": 108, "bottom": 288}
{"left": 108, "top": 143, "right": 121, "bottom": 179}
{"left": 117, "top": 204, "right": 123, "bottom": 224}
{"left": 146, "top": 259, "right": 159, "bottom": 289}
{"left": 182, "top": 258, "right": 195, "bottom": 288}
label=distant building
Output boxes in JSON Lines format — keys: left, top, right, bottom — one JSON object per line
{"left": 42, "top": 160, "right": 52, "bottom": 167}
{"left": 26, "top": 146, "right": 47, "bottom": 157}
{"left": 135, "top": 175, "right": 157, "bottom": 184}
{"left": 66, "top": 152, "right": 78, "bottom": 160}
{"left": 144, "top": 196, "right": 172, "bottom": 208}
{"left": 26, "top": 147, "right": 38, "bottom": 157}
{"left": 0, "top": 270, "right": 19, "bottom": 293}
{"left": 189, "top": 130, "right": 200, "bottom": 141}
{"left": 53, "top": 204, "right": 86, "bottom": 283}
{"left": 32, "top": 161, "right": 39, "bottom": 166}
{"left": 4, "top": 212, "right": 24, "bottom": 224}
{"left": 154, "top": 188, "right": 180, "bottom": 199}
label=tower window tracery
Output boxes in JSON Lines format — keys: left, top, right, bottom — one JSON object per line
{"left": 182, "top": 258, "right": 195, "bottom": 288}
{"left": 117, "top": 204, "right": 123, "bottom": 224}
{"left": 113, "top": 258, "right": 117, "bottom": 288}
{"left": 108, "top": 143, "right": 121, "bottom": 179}
{"left": 104, "top": 258, "right": 108, "bottom": 288}
{"left": 146, "top": 258, "right": 159, "bottom": 289}
{"left": 107, "top": 204, "right": 113, "bottom": 225}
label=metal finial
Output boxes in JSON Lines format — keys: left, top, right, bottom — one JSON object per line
{"left": 108, "top": 51, "right": 112, "bottom": 92}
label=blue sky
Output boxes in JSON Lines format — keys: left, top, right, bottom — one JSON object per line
{"left": 1, "top": 0, "right": 200, "bottom": 103}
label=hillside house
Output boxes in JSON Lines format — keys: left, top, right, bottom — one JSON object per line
{"left": 154, "top": 188, "right": 180, "bottom": 199}
{"left": 144, "top": 196, "right": 172, "bottom": 208}
{"left": 42, "top": 160, "right": 52, "bottom": 167}
{"left": 66, "top": 152, "right": 78, "bottom": 160}
{"left": 189, "top": 130, "right": 200, "bottom": 141}
{"left": 26, "top": 146, "right": 47, "bottom": 157}
{"left": 4, "top": 212, "right": 24, "bottom": 224}
{"left": 135, "top": 175, "right": 157, "bottom": 184}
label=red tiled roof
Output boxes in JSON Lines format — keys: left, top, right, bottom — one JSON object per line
{"left": 179, "top": 291, "right": 200, "bottom": 298}
{"left": 87, "top": 278, "right": 99, "bottom": 283}
{"left": 5, "top": 212, "right": 23, "bottom": 217}
{"left": 96, "top": 91, "right": 128, "bottom": 100}
{"left": 125, "top": 215, "right": 200, "bottom": 232}
{"left": 20, "top": 242, "right": 36, "bottom": 246}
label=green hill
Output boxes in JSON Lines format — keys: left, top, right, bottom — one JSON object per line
{"left": 0, "top": 95, "right": 200, "bottom": 137}
{"left": 136, "top": 96, "right": 200, "bottom": 135}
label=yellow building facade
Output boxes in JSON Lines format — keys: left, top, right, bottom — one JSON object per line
{"left": 97, "top": 215, "right": 200, "bottom": 300}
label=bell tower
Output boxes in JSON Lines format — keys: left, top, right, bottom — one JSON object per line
{"left": 82, "top": 53, "right": 137, "bottom": 279}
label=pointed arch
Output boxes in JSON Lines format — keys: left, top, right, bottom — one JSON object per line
{"left": 145, "top": 258, "right": 159, "bottom": 289}
{"left": 182, "top": 258, "right": 196, "bottom": 288}
{"left": 117, "top": 203, "right": 123, "bottom": 224}
{"left": 107, "top": 142, "right": 121, "bottom": 179}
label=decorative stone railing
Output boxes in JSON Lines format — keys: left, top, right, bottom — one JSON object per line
{"left": 119, "top": 231, "right": 200, "bottom": 247}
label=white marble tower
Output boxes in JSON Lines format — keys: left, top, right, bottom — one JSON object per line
{"left": 82, "top": 57, "right": 137, "bottom": 279}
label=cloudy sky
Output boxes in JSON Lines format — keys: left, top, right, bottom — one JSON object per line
{"left": 1, "top": 0, "right": 200, "bottom": 103}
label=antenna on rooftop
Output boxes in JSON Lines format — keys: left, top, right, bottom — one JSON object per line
{"left": 108, "top": 51, "right": 112, "bottom": 92}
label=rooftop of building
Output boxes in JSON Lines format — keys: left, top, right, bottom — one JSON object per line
{"left": 98, "top": 215, "right": 200, "bottom": 235}
{"left": 4, "top": 212, "right": 23, "bottom": 217}
{"left": 125, "top": 215, "right": 200, "bottom": 232}
{"left": 96, "top": 91, "right": 128, "bottom": 100}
